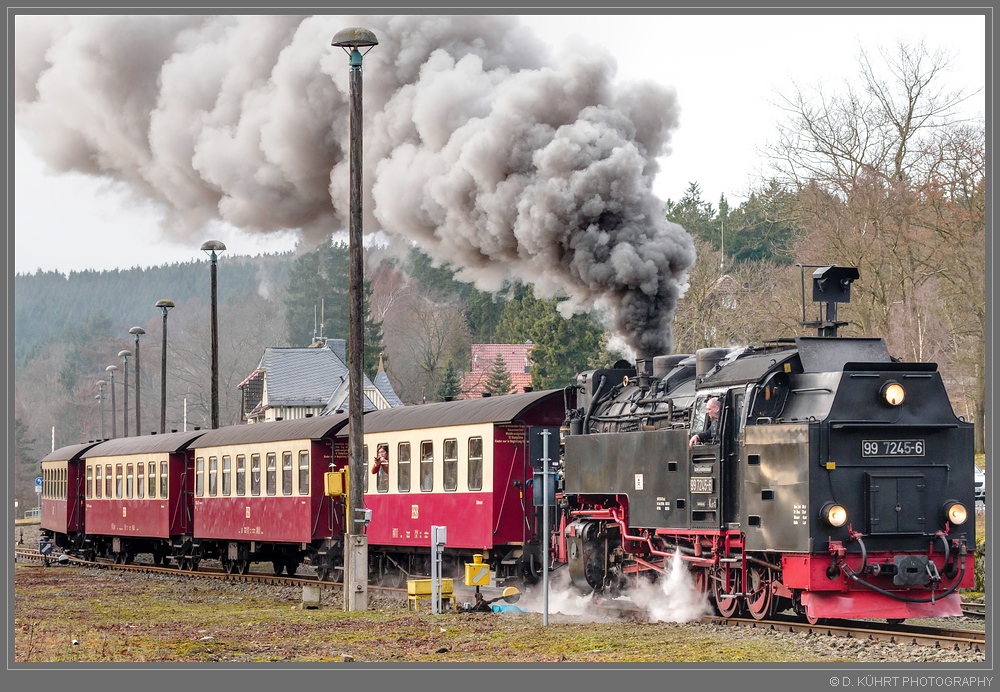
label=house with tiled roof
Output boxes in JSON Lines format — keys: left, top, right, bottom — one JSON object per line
{"left": 239, "top": 339, "right": 404, "bottom": 423}
{"left": 458, "top": 342, "right": 534, "bottom": 399}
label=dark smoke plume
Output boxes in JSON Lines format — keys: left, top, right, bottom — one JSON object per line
{"left": 14, "top": 15, "right": 695, "bottom": 355}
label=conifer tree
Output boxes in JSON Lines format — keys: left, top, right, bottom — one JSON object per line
{"left": 435, "top": 358, "right": 462, "bottom": 401}
{"left": 484, "top": 353, "right": 514, "bottom": 396}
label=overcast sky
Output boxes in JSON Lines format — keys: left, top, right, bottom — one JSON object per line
{"left": 12, "top": 12, "right": 987, "bottom": 276}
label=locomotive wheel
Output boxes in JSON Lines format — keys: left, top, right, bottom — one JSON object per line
{"left": 177, "top": 557, "right": 189, "bottom": 571}
{"left": 805, "top": 611, "right": 826, "bottom": 626}
{"left": 745, "top": 566, "right": 774, "bottom": 620}
{"left": 272, "top": 560, "right": 285, "bottom": 575}
{"left": 286, "top": 562, "right": 299, "bottom": 576}
{"left": 316, "top": 566, "right": 331, "bottom": 582}
{"left": 152, "top": 552, "right": 164, "bottom": 567}
{"left": 238, "top": 559, "right": 251, "bottom": 575}
{"left": 386, "top": 567, "right": 405, "bottom": 589}
{"left": 712, "top": 566, "right": 743, "bottom": 618}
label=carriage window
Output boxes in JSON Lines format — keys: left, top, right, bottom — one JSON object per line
{"left": 298, "top": 451, "right": 309, "bottom": 495}
{"left": 147, "top": 462, "right": 156, "bottom": 499}
{"left": 363, "top": 445, "right": 369, "bottom": 494}
{"left": 398, "top": 442, "right": 411, "bottom": 493}
{"left": 209, "top": 457, "right": 219, "bottom": 497}
{"left": 95, "top": 465, "right": 102, "bottom": 499}
{"left": 222, "top": 456, "right": 231, "bottom": 496}
{"left": 115, "top": 464, "right": 123, "bottom": 499}
{"left": 137, "top": 464, "right": 144, "bottom": 499}
{"left": 196, "top": 457, "right": 205, "bottom": 497}
{"left": 443, "top": 439, "right": 458, "bottom": 491}
{"left": 87, "top": 465, "right": 94, "bottom": 499}
{"left": 468, "top": 437, "right": 483, "bottom": 491}
{"left": 105, "top": 464, "right": 112, "bottom": 498}
{"left": 420, "top": 441, "right": 434, "bottom": 492}
{"left": 282, "top": 452, "right": 293, "bottom": 495}
{"left": 266, "top": 453, "right": 277, "bottom": 496}
{"left": 251, "top": 454, "right": 261, "bottom": 496}
{"left": 159, "top": 461, "right": 168, "bottom": 498}
{"left": 126, "top": 464, "right": 134, "bottom": 499}
{"left": 236, "top": 455, "right": 246, "bottom": 496}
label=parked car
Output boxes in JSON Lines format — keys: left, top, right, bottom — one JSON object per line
{"left": 975, "top": 465, "right": 986, "bottom": 503}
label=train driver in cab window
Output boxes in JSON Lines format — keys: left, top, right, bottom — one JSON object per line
{"left": 689, "top": 396, "right": 721, "bottom": 449}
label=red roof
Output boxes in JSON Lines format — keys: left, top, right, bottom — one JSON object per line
{"left": 470, "top": 343, "right": 532, "bottom": 372}
{"left": 458, "top": 371, "right": 533, "bottom": 399}
{"left": 459, "top": 343, "right": 534, "bottom": 400}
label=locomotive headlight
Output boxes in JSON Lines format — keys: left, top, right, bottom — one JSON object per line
{"left": 881, "top": 381, "right": 905, "bottom": 406}
{"left": 821, "top": 502, "right": 848, "bottom": 528}
{"left": 944, "top": 501, "right": 968, "bottom": 525}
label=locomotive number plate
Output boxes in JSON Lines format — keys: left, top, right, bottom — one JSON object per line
{"left": 690, "top": 477, "right": 714, "bottom": 494}
{"left": 862, "top": 439, "right": 925, "bottom": 457}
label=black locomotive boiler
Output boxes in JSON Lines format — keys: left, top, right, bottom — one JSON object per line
{"left": 553, "top": 266, "right": 975, "bottom": 623}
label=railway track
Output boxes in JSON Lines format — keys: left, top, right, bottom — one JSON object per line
{"left": 15, "top": 548, "right": 986, "bottom": 652}
{"left": 962, "top": 600, "right": 986, "bottom": 618}
{"left": 716, "top": 615, "right": 986, "bottom": 654}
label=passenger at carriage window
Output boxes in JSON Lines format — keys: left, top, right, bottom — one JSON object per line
{"left": 689, "top": 397, "right": 721, "bottom": 449}
{"left": 371, "top": 445, "right": 389, "bottom": 475}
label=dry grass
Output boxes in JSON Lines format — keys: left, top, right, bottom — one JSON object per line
{"left": 15, "top": 564, "right": 833, "bottom": 664}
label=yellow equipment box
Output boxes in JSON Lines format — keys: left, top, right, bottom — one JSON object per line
{"left": 324, "top": 470, "right": 346, "bottom": 497}
{"left": 407, "top": 578, "right": 453, "bottom": 596}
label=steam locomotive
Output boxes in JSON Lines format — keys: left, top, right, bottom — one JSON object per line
{"left": 551, "top": 265, "right": 976, "bottom": 622}
{"left": 38, "top": 265, "right": 975, "bottom": 624}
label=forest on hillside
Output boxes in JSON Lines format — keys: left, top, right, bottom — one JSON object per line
{"left": 12, "top": 42, "right": 985, "bottom": 518}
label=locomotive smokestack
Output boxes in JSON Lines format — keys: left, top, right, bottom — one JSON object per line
{"left": 14, "top": 14, "right": 695, "bottom": 356}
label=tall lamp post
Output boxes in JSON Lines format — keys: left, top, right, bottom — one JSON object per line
{"left": 96, "top": 380, "right": 107, "bottom": 440}
{"left": 129, "top": 327, "right": 145, "bottom": 435}
{"left": 200, "top": 240, "right": 226, "bottom": 429}
{"left": 118, "top": 349, "right": 132, "bottom": 437}
{"left": 332, "top": 26, "right": 378, "bottom": 612}
{"left": 155, "top": 299, "right": 175, "bottom": 434}
{"left": 106, "top": 365, "right": 119, "bottom": 438}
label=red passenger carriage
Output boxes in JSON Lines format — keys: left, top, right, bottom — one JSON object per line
{"left": 354, "top": 389, "right": 571, "bottom": 586}
{"left": 40, "top": 442, "right": 102, "bottom": 553}
{"left": 78, "top": 431, "right": 205, "bottom": 565}
{"left": 187, "top": 414, "right": 350, "bottom": 578}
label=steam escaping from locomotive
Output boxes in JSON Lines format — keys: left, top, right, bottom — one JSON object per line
{"left": 14, "top": 15, "right": 695, "bottom": 355}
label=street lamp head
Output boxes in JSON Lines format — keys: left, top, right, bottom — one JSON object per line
{"left": 332, "top": 27, "right": 379, "bottom": 50}
{"left": 155, "top": 299, "right": 175, "bottom": 315}
{"left": 106, "top": 365, "right": 118, "bottom": 373}
{"left": 200, "top": 240, "right": 227, "bottom": 260}
{"left": 332, "top": 27, "right": 378, "bottom": 64}
{"left": 118, "top": 349, "right": 132, "bottom": 360}
{"left": 129, "top": 326, "right": 145, "bottom": 337}
{"left": 96, "top": 380, "right": 106, "bottom": 388}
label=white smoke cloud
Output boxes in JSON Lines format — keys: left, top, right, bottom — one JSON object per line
{"left": 14, "top": 14, "right": 695, "bottom": 354}
{"left": 517, "top": 549, "right": 711, "bottom": 623}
